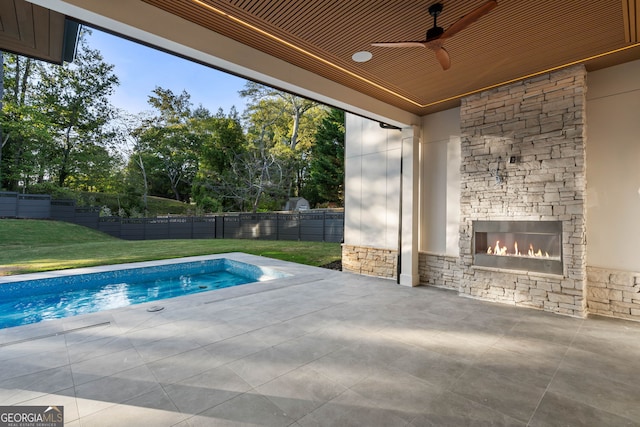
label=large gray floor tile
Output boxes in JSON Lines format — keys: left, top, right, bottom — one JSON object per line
{"left": 0, "top": 345, "right": 69, "bottom": 382}
{"left": 297, "top": 389, "right": 408, "bottom": 427}
{"left": 146, "top": 347, "right": 223, "bottom": 384}
{"left": 73, "top": 365, "right": 159, "bottom": 406}
{"left": 449, "top": 366, "right": 547, "bottom": 423}
{"left": 70, "top": 347, "right": 145, "bottom": 386}
{"left": 529, "top": 391, "right": 638, "bottom": 427}
{"left": 349, "top": 367, "right": 443, "bottom": 422}
{"left": 66, "top": 335, "right": 134, "bottom": 364}
{"left": 190, "top": 392, "right": 295, "bottom": 427}
{"left": 227, "top": 346, "right": 305, "bottom": 388}
{"left": 548, "top": 368, "right": 640, "bottom": 422}
{"left": 77, "top": 399, "right": 187, "bottom": 427}
{"left": 388, "top": 345, "right": 471, "bottom": 389}
{"left": 162, "top": 365, "right": 252, "bottom": 415}
{"left": 254, "top": 365, "right": 347, "bottom": 420}
{"left": 473, "top": 346, "right": 561, "bottom": 388}
{"left": 133, "top": 334, "right": 202, "bottom": 363}
{"left": 409, "top": 390, "right": 526, "bottom": 427}
{"left": 559, "top": 346, "right": 640, "bottom": 388}
{"left": 0, "top": 365, "right": 74, "bottom": 405}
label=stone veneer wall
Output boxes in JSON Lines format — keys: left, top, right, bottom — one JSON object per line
{"left": 342, "top": 244, "right": 397, "bottom": 279}
{"left": 587, "top": 267, "right": 640, "bottom": 320}
{"left": 458, "top": 65, "right": 588, "bottom": 317}
{"left": 418, "top": 252, "right": 459, "bottom": 291}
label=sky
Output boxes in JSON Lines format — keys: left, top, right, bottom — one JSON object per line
{"left": 86, "top": 29, "right": 250, "bottom": 116}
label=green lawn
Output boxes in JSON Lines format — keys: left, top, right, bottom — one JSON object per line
{"left": 0, "top": 219, "right": 341, "bottom": 276}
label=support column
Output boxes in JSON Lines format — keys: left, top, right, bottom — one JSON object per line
{"left": 399, "top": 125, "right": 420, "bottom": 287}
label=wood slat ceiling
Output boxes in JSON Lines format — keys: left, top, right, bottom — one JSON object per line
{"left": 0, "top": 0, "right": 68, "bottom": 64}
{"left": 67, "top": 0, "right": 640, "bottom": 114}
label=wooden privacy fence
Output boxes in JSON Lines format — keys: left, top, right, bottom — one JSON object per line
{"left": 0, "top": 192, "right": 343, "bottom": 242}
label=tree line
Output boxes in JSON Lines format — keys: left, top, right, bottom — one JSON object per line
{"left": 0, "top": 29, "right": 344, "bottom": 215}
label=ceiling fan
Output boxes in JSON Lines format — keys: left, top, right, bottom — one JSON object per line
{"left": 371, "top": 0, "right": 497, "bottom": 70}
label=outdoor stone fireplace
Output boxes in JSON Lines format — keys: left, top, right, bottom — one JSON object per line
{"left": 457, "top": 65, "right": 587, "bottom": 317}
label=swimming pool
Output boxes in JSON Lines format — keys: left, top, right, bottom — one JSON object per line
{"left": 0, "top": 257, "right": 288, "bottom": 329}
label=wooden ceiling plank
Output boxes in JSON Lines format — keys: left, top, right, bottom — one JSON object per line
{"left": 47, "top": 10, "right": 65, "bottom": 62}
{"left": 14, "top": 0, "right": 35, "bottom": 47}
{"left": 0, "top": 0, "right": 20, "bottom": 36}
{"left": 32, "top": 5, "right": 51, "bottom": 58}
{"left": 634, "top": 0, "right": 640, "bottom": 43}
{"left": 622, "top": 0, "right": 634, "bottom": 42}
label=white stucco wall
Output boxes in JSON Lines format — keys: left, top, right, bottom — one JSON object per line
{"left": 586, "top": 59, "right": 640, "bottom": 272}
{"left": 344, "top": 113, "right": 402, "bottom": 250}
{"left": 420, "top": 108, "right": 461, "bottom": 256}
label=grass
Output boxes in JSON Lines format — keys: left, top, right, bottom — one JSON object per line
{"left": 0, "top": 219, "right": 341, "bottom": 276}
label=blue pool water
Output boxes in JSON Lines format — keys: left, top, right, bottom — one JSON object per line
{"left": 0, "top": 258, "right": 287, "bottom": 329}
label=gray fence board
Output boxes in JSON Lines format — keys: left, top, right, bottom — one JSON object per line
{"left": 193, "top": 217, "right": 216, "bottom": 239}
{"left": 299, "top": 213, "right": 325, "bottom": 242}
{"left": 145, "top": 218, "right": 170, "bottom": 240}
{"left": 51, "top": 199, "right": 76, "bottom": 222}
{"left": 17, "top": 194, "right": 51, "bottom": 219}
{"left": 259, "top": 214, "right": 278, "bottom": 240}
{"left": 73, "top": 207, "right": 100, "bottom": 229}
{"left": 120, "top": 218, "right": 145, "bottom": 240}
{"left": 0, "top": 192, "right": 18, "bottom": 217}
{"left": 324, "top": 212, "right": 344, "bottom": 242}
{"left": 98, "top": 217, "right": 121, "bottom": 238}
{"left": 277, "top": 213, "right": 300, "bottom": 241}
{"left": 168, "top": 217, "right": 193, "bottom": 239}
{"left": 223, "top": 216, "right": 241, "bottom": 239}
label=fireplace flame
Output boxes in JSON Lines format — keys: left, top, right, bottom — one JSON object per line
{"left": 492, "top": 240, "right": 507, "bottom": 256}
{"left": 488, "top": 241, "right": 550, "bottom": 258}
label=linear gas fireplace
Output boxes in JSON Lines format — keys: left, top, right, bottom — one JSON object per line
{"left": 473, "top": 221, "right": 563, "bottom": 275}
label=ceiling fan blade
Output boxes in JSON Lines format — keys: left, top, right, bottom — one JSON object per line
{"left": 441, "top": 0, "right": 497, "bottom": 39}
{"left": 433, "top": 46, "right": 451, "bottom": 70}
{"left": 371, "top": 41, "right": 426, "bottom": 48}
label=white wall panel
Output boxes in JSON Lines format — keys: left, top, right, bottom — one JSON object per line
{"left": 586, "top": 59, "right": 640, "bottom": 271}
{"left": 345, "top": 113, "right": 402, "bottom": 250}
{"left": 420, "top": 108, "right": 461, "bottom": 256}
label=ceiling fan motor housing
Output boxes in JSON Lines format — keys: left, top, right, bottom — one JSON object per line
{"left": 427, "top": 26, "right": 444, "bottom": 40}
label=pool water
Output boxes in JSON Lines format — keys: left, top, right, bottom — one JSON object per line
{"left": 0, "top": 258, "right": 286, "bottom": 329}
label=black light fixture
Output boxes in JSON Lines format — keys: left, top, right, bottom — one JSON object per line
{"left": 379, "top": 122, "right": 401, "bottom": 130}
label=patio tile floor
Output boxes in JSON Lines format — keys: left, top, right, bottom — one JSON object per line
{"left": 1, "top": 254, "right": 640, "bottom": 426}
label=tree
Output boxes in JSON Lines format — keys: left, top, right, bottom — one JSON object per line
{"left": 112, "top": 111, "right": 154, "bottom": 211}
{"left": 0, "top": 53, "right": 54, "bottom": 190}
{"left": 33, "top": 28, "right": 119, "bottom": 189}
{"left": 191, "top": 108, "right": 246, "bottom": 211}
{"left": 239, "top": 82, "right": 326, "bottom": 209}
{"left": 303, "top": 108, "right": 345, "bottom": 207}
{"left": 133, "top": 87, "right": 201, "bottom": 201}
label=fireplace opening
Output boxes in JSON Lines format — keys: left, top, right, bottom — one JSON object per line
{"left": 473, "top": 221, "right": 563, "bottom": 275}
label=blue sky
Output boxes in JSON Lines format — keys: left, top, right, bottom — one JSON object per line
{"left": 87, "top": 29, "right": 249, "bottom": 116}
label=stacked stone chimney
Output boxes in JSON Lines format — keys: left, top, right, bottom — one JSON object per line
{"left": 458, "top": 65, "right": 587, "bottom": 317}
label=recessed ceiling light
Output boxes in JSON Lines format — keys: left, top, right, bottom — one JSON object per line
{"left": 352, "top": 51, "right": 372, "bottom": 63}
